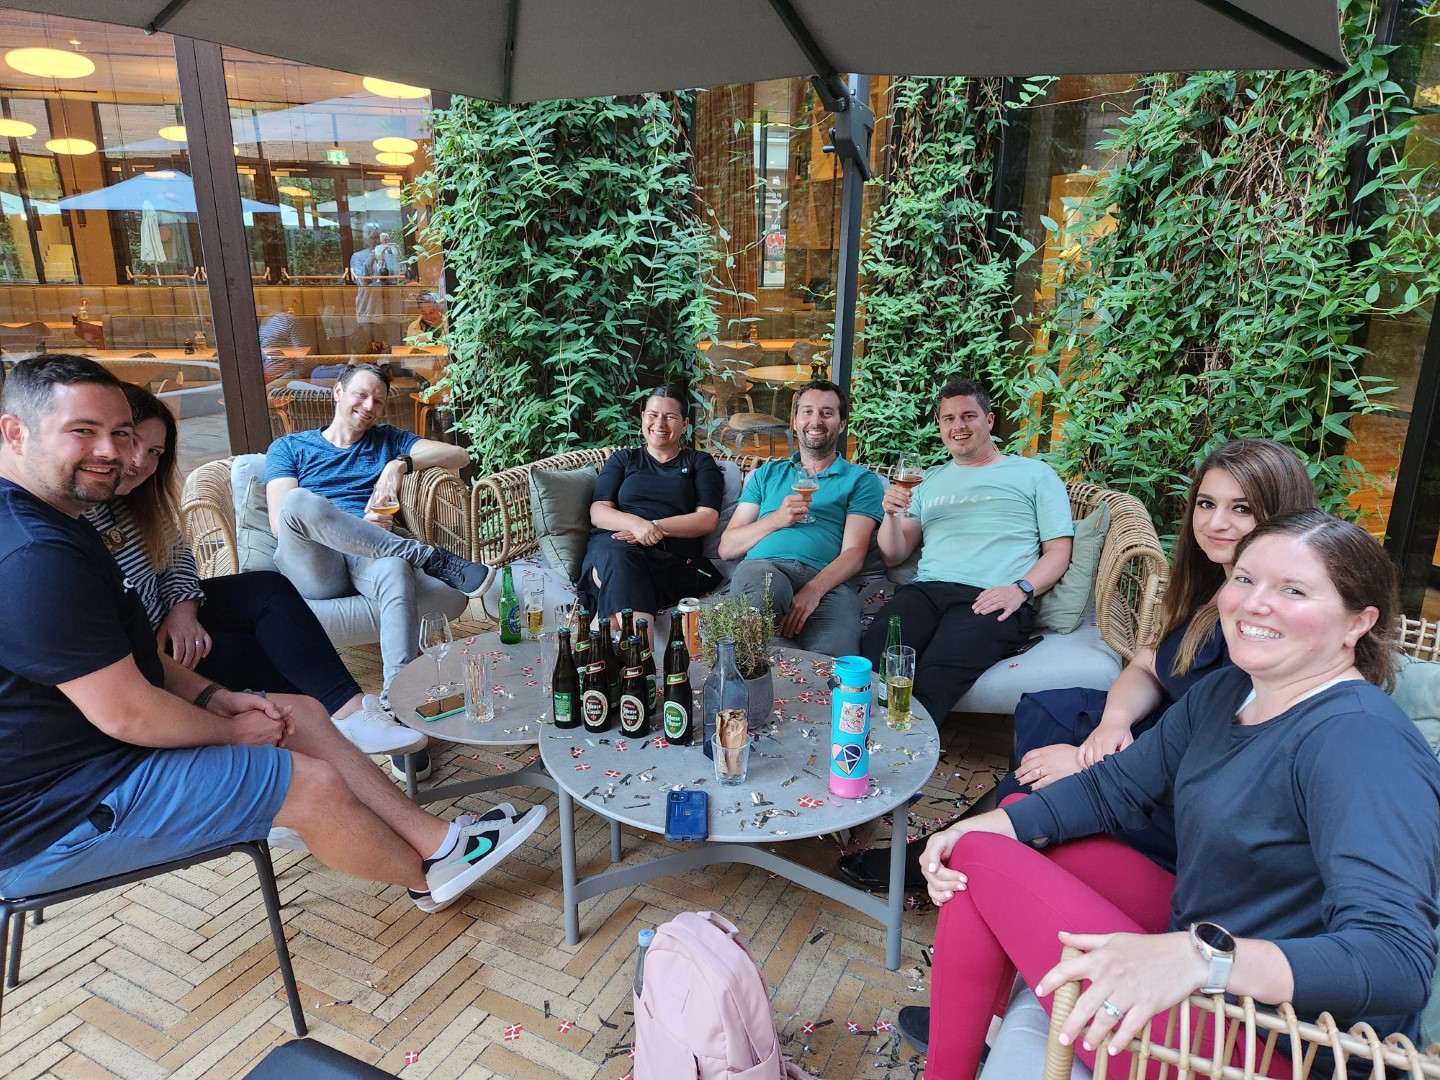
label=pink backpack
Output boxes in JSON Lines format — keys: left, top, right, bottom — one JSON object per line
{"left": 634, "top": 912, "right": 817, "bottom": 1080}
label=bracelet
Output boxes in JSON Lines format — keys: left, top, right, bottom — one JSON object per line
{"left": 193, "top": 682, "right": 225, "bottom": 709}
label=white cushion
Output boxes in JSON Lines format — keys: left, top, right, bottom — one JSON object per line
{"left": 953, "top": 618, "right": 1122, "bottom": 716}
{"left": 231, "top": 453, "right": 279, "bottom": 573}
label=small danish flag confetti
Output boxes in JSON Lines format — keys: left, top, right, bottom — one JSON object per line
{"left": 846, "top": 1021, "right": 861, "bottom": 1033}
{"left": 614, "top": 740, "right": 629, "bottom": 752}
{"left": 571, "top": 747, "right": 585, "bottom": 757}
{"left": 802, "top": 1021, "right": 816, "bottom": 1034}
{"left": 557, "top": 1020, "right": 573, "bottom": 1033}
{"left": 574, "top": 762, "right": 591, "bottom": 771}
{"left": 876, "top": 1019, "right": 894, "bottom": 1032}
{"left": 619, "top": 1074, "right": 633, "bottom": 1080}
{"left": 404, "top": 1051, "right": 420, "bottom": 1064}
{"left": 504, "top": 1023, "right": 523, "bottom": 1041}
{"left": 650, "top": 736, "right": 669, "bottom": 749}
{"left": 797, "top": 796, "right": 824, "bottom": 809}
{"left": 605, "top": 769, "right": 622, "bottom": 778}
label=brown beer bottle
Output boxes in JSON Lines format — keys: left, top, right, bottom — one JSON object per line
{"left": 581, "top": 630, "right": 611, "bottom": 733}
{"left": 552, "top": 628, "right": 580, "bottom": 728}
{"left": 662, "top": 612, "right": 693, "bottom": 744}
{"left": 635, "top": 617, "right": 657, "bottom": 711}
{"left": 600, "top": 616, "right": 621, "bottom": 703}
{"left": 618, "top": 636, "right": 649, "bottom": 737}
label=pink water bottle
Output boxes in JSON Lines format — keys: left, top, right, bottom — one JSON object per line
{"left": 829, "top": 655, "right": 872, "bottom": 799}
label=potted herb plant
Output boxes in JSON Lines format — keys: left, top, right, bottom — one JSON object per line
{"left": 699, "top": 589, "right": 776, "bottom": 728}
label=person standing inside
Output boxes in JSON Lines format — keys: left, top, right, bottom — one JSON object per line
{"left": 717, "top": 380, "right": 883, "bottom": 657}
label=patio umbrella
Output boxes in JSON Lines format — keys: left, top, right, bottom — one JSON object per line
{"left": 138, "top": 199, "right": 166, "bottom": 264}
{"left": 57, "top": 169, "right": 283, "bottom": 216}
{"left": 4, "top": 0, "right": 1345, "bottom": 389}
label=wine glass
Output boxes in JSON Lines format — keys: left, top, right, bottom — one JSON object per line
{"left": 791, "top": 469, "right": 819, "bottom": 524}
{"left": 892, "top": 454, "right": 924, "bottom": 519}
{"left": 368, "top": 492, "right": 400, "bottom": 518}
{"left": 418, "top": 611, "right": 454, "bottom": 696}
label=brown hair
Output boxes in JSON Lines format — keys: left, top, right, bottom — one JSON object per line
{"left": 118, "top": 383, "right": 182, "bottom": 570}
{"left": 789, "top": 380, "right": 849, "bottom": 421}
{"left": 1160, "top": 439, "right": 1318, "bottom": 674}
{"left": 1231, "top": 508, "right": 1400, "bottom": 691}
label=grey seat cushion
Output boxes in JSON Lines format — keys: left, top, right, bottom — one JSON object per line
{"left": 952, "top": 619, "right": 1121, "bottom": 716}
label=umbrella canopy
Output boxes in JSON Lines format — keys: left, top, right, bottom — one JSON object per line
{"left": 57, "top": 169, "right": 284, "bottom": 215}
{"left": 0, "top": 0, "right": 1345, "bottom": 104}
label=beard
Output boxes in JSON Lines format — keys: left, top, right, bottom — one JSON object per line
{"left": 798, "top": 426, "right": 839, "bottom": 456}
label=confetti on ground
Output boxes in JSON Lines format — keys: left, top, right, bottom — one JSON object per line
{"left": 847, "top": 1021, "right": 861, "bottom": 1033}
{"left": 557, "top": 1020, "right": 573, "bottom": 1033}
{"left": 802, "top": 1021, "right": 816, "bottom": 1035}
{"left": 504, "top": 1023, "right": 523, "bottom": 1041}
{"left": 404, "top": 1051, "right": 420, "bottom": 1064}
{"left": 877, "top": 1019, "right": 894, "bottom": 1032}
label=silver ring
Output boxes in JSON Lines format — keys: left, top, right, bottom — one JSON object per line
{"left": 194, "top": 639, "right": 203, "bottom": 646}
{"left": 1101, "top": 1000, "right": 1124, "bottom": 1019}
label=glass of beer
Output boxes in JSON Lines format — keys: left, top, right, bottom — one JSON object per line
{"left": 792, "top": 469, "right": 819, "bottom": 524}
{"left": 522, "top": 571, "right": 544, "bottom": 638}
{"left": 892, "top": 455, "right": 924, "bottom": 519}
{"left": 368, "top": 492, "right": 400, "bottom": 518}
{"left": 884, "top": 645, "right": 916, "bottom": 731}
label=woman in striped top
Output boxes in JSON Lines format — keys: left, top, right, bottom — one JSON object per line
{"left": 84, "top": 384, "right": 425, "bottom": 758}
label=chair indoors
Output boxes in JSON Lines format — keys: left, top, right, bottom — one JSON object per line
{"left": 698, "top": 342, "right": 794, "bottom": 457}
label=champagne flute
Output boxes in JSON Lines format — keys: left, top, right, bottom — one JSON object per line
{"left": 791, "top": 469, "right": 819, "bottom": 524}
{"left": 418, "top": 611, "right": 453, "bottom": 696}
{"left": 892, "top": 454, "right": 924, "bottom": 519}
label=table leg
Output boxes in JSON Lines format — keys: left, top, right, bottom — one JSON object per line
{"left": 886, "top": 801, "right": 908, "bottom": 970}
{"left": 404, "top": 753, "right": 417, "bottom": 800}
{"left": 610, "top": 819, "right": 622, "bottom": 864}
{"left": 559, "top": 786, "right": 580, "bottom": 945}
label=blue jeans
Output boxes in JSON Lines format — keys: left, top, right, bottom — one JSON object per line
{"left": 0, "top": 746, "right": 290, "bottom": 898}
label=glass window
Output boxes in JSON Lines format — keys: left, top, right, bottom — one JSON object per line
{"left": 221, "top": 49, "right": 443, "bottom": 439}
{"left": 0, "top": 11, "right": 228, "bottom": 475}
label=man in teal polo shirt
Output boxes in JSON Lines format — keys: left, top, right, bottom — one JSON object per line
{"left": 718, "top": 381, "right": 883, "bottom": 656}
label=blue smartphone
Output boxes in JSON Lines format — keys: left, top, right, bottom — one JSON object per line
{"left": 664, "top": 789, "right": 709, "bottom": 842}
{"left": 414, "top": 692, "right": 465, "bottom": 722}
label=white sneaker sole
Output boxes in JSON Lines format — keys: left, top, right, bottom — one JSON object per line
{"left": 428, "top": 805, "right": 547, "bottom": 903}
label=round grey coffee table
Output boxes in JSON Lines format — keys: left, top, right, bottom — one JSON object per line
{"left": 539, "top": 650, "right": 939, "bottom": 970}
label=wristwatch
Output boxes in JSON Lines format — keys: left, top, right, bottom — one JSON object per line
{"left": 1190, "top": 921, "right": 1235, "bottom": 994}
{"left": 397, "top": 453, "right": 414, "bottom": 475}
{"left": 1014, "top": 578, "right": 1034, "bottom": 597}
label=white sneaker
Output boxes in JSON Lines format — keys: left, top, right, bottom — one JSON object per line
{"left": 409, "top": 805, "right": 520, "bottom": 913}
{"left": 334, "top": 698, "right": 428, "bottom": 756}
{"left": 267, "top": 826, "right": 309, "bottom": 854}
{"left": 421, "top": 805, "right": 547, "bottom": 905}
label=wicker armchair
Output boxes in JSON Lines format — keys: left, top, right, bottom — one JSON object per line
{"left": 1041, "top": 617, "right": 1440, "bottom": 1080}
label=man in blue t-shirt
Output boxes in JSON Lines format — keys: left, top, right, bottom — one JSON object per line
{"left": 718, "top": 381, "right": 883, "bottom": 656}
{"left": 861, "top": 378, "right": 1074, "bottom": 723}
{"left": 0, "top": 356, "right": 544, "bottom": 911}
{"left": 264, "top": 363, "right": 490, "bottom": 697}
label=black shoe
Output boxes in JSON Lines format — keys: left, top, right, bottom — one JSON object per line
{"left": 422, "top": 545, "right": 493, "bottom": 597}
{"left": 897, "top": 1006, "right": 929, "bottom": 1054}
{"left": 390, "top": 748, "right": 433, "bottom": 781}
{"left": 836, "top": 837, "right": 926, "bottom": 892}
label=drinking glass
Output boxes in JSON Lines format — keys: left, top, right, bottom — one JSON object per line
{"left": 892, "top": 455, "right": 924, "bottom": 519}
{"left": 712, "top": 732, "right": 750, "bottom": 785}
{"left": 884, "top": 645, "right": 916, "bottom": 731}
{"left": 791, "top": 469, "right": 819, "bottom": 524}
{"left": 418, "top": 611, "right": 454, "bottom": 696}
{"left": 464, "top": 652, "right": 495, "bottom": 724}
{"left": 538, "top": 630, "right": 559, "bottom": 702}
{"left": 368, "top": 492, "right": 400, "bottom": 520}
{"left": 522, "top": 571, "right": 545, "bottom": 638}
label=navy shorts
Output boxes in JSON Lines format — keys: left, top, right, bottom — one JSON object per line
{"left": 0, "top": 745, "right": 291, "bottom": 898}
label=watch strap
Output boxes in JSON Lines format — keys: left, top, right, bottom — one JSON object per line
{"left": 398, "top": 453, "right": 414, "bottom": 475}
{"left": 1014, "top": 578, "right": 1034, "bottom": 596}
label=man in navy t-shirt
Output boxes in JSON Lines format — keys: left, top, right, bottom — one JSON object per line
{"left": 264, "top": 362, "right": 490, "bottom": 695}
{"left": 0, "top": 356, "right": 544, "bottom": 909}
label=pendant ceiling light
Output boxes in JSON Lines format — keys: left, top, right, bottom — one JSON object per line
{"left": 361, "top": 76, "right": 428, "bottom": 99}
{"left": 157, "top": 124, "right": 187, "bottom": 142}
{"left": 0, "top": 118, "right": 37, "bottom": 138}
{"left": 5, "top": 47, "right": 95, "bottom": 80}
{"left": 372, "top": 136, "right": 418, "bottom": 154}
{"left": 45, "top": 137, "right": 96, "bottom": 155}
{"left": 375, "top": 151, "right": 414, "bottom": 167}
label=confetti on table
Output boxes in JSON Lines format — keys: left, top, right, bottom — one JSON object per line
{"left": 797, "top": 795, "right": 824, "bottom": 809}
{"left": 877, "top": 1019, "right": 894, "bottom": 1032}
{"left": 571, "top": 747, "right": 585, "bottom": 757}
{"left": 614, "top": 740, "right": 629, "bottom": 752}
{"left": 504, "top": 1023, "right": 523, "bottom": 1041}
{"left": 650, "top": 736, "right": 669, "bottom": 749}
{"left": 605, "top": 769, "right": 622, "bottom": 778}
{"left": 404, "top": 1051, "right": 420, "bottom": 1064}
{"left": 575, "top": 763, "right": 591, "bottom": 771}
{"left": 802, "top": 1021, "right": 816, "bottom": 1035}
{"left": 557, "top": 1020, "right": 573, "bottom": 1033}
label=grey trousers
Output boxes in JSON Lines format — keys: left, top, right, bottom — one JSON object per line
{"left": 272, "top": 487, "right": 460, "bottom": 688}
{"left": 728, "top": 557, "right": 862, "bottom": 658}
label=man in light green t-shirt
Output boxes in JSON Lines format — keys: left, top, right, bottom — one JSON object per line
{"left": 860, "top": 378, "right": 1074, "bottom": 724}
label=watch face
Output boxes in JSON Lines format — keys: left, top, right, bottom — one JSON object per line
{"left": 1196, "top": 922, "right": 1235, "bottom": 953}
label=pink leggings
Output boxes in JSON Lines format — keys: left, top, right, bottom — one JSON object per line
{"left": 925, "top": 829, "right": 1294, "bottom": 1080}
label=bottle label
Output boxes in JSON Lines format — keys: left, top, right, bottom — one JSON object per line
{"left": 665, "top": 672, "right": 688, "bottom": 685}
{"left": 619, "top": 695, "right": 645, "bottom": 733}
{"left": 553, "top": 691, "right": 574, "bottom": 724}
{"left": 503, "top": 605, "right": 521, "bottom": 635}
{"left": 877, "top": 678, "right": 888, "bottom": 706}
{"left": 663, "top": 700, "right": 689, "bottom": 739}
{"left": 581, "top": 690, "right": 608, "bottom": 728}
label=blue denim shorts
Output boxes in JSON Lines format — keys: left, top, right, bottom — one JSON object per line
{"left": 0, "top": 745, "right": 291, "bottom": 898}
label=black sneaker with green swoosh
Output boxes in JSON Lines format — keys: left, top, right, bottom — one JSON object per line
{"left": 421, "top": 804, "right": 547, "bottom": 906}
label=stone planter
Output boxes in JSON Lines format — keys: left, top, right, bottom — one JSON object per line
{"left": 702, "top": 665, "right": 775, "bottom": 734}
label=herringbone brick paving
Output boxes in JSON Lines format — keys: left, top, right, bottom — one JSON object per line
{"left": 1, "top": 612, "right": 1011, "bottom": 1079}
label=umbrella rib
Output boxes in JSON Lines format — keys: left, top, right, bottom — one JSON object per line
{"left": 144, "top": 0, "right": 194, "bottom": 35}
{"left": 766, "top": 0, "right": 848, "bottom": 107}
{"left": 1191, "top": 0, "right": 1345, "bottom": 71}
{"left": 502, "top": 0, "right": 519, "bottom": 105}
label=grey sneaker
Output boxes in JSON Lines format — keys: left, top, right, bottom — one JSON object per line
{"left": 421, "top": 545, "right": 493, "bottom": 598}
{"left": 409, "top": 804, "right": 522, "bottom": 913}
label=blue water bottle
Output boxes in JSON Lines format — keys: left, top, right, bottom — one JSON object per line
{"left": 829, "top": 655, "right": 872, "bottom": 798}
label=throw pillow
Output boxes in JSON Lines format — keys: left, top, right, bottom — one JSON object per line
{"left": 701, "top": 459, "right": 745, "bottom": 561}
{"left": 231, "top": 454, "right": 279, "bottom": 573}
{"left": 1034, "top": 501, "right": 1111, "bottom": 635}
{"left": 529, "top": 464, "right": 599, "bottom": 583}
{"left": 1393, "top": 654, "right": 1440, "bottom": 753}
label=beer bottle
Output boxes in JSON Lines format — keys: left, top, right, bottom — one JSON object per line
{"left": 618, "top": 636, "right": 649, "bottom": 737}
{"left": 572, "top": 615, "right": 592, "bottom": 670}
{"left": 662, "top": 612, "right": 693, "bottom": 744}
{"left": 635, "top": 617, "right": 657, "bottom": 711}
{"left": 552, "top": 628, "right": 580, "bottom": 728}
{"left": 877, "top": 614, "right": 901, "bottom": 707}
{"left": 620, "top": 608, "right": 636, "bottom": 644}
{"left": 600, "top": 616, "right": 621, "bottom": 703}
{"left": 498, "top": 566, "right": 522, "bottom": 645}
{"left": 581, "top": 631, "right": 611, "bottom": 732}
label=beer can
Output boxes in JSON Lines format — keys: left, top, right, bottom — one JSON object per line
{"left": 678, "top": 597, "right": 702, "bottom": 661}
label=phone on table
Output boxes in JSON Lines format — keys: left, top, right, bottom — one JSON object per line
{"left": 414, "top": 693, "right": 465, "bottom": 721}
{"left": 664, "top": 789, "right": 709, "bottom": 842}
